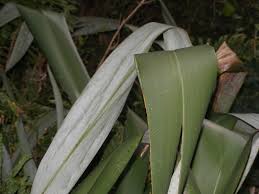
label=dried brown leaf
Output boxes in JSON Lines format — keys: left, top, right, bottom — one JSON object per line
{"left": 216, "top": 41, "right": 243, "bottom": 73}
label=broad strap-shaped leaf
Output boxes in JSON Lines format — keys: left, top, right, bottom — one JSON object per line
{"left": 17, "top": 5, "right": 90, "bottom": 102}
{"left": 73, "top": 109, "right": 144, "bottom": 194}
{"left": 135, "top": 50, "right": 182, "bottom": 194}
{"left": 135, "top": 45, "right": 217, "bottom": 194}
{"left": 5, "top": 22, "right": 33, "bottom": 72}
{"left": 0, "top": 3, "right": 20, "bottom": 27}
{"left": 115, "top": 153, "right": 149, "bottom": 194}
{"left": 29, "top": 22, "right": 180, "bottom": 194}
{"left": 73, "top": 16, "right": 119, "bottom": 36}
{"left": 73, "top": 16, "right": 136, "bottom": 37}
{"left": 230, "top": 113, "right": 259, "bottom": 192}
{"left": 191, "top": 115, "right": 252, "bottom": 194}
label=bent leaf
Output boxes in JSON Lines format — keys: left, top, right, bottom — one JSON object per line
{"left": 28, "top": 21, "right": 179, "bottom": 194}
{"left": 17, "top": 5, "right": 90, "bottom": 102}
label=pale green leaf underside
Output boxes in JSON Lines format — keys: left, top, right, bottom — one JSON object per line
{"left": 17, "top": 5, "right": 200, "bottom": 194}
{"left": 191, "top": 114, "right": 251, "bottom": 194}
{"left": 73, "top": 110, "right": 144, "bottom": 194}
{"left": 25, "top": 20, "right": 188, "bottom": 194}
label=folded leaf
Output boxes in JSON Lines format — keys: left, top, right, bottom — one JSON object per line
{"left": 135, "top": 45, "right": 217, "bottom": 194}
{"left": 28, "top": 21, "right": 178, "bottom": 194}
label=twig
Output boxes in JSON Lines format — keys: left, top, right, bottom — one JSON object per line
{"left": 97, "top": 0, "right": 151, "bottom": 67}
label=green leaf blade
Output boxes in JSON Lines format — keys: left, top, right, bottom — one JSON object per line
{"left": 135, "top": 45, "right": 218, "bottom": 194}
{"left": 17, "top": 5, "right": 90, "bottom": 102}
{"left": 135, "top": 51, "right": 182, "bottom": 194}
{"left": 73, "top": 110, "right": 144, "bottom": 194}
{"left": 26, "top": 21, "right": 173, "bottom": 194}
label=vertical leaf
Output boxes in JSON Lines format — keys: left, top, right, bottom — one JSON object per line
{"left": 47, "top": 66, "right": 64, "bottom": 128}
{"left": 135, "top": 45, "right": 217, "bottom": 194}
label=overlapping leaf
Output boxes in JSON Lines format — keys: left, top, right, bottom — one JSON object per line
{"left": 190, "top": 115, "right": 251, "bottom": 194}
{"left": 135, "top": 45, "right": 218, "bottom": 194}
{"left": 21, "top": 15, "right": 185, "bottom": 192}
{"left": 73, "top": 109, "right": 144, "bottom": 194}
